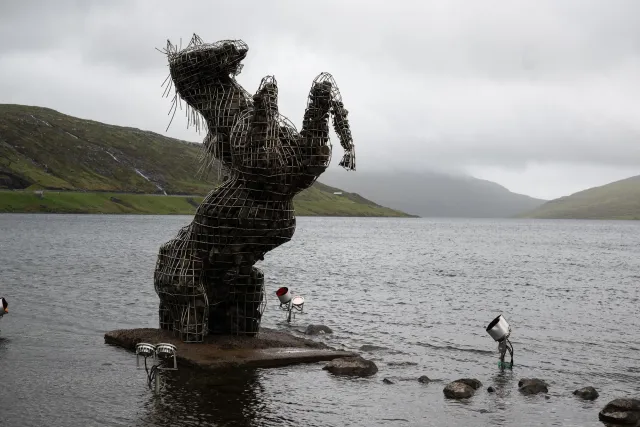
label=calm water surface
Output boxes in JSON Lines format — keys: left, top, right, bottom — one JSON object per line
{"left": 0, "top": 214, "right": 639, "bottom": 426}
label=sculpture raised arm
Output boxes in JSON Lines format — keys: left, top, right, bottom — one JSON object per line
{"left": 154, "top": 35, "right": 356, "bottom": 342}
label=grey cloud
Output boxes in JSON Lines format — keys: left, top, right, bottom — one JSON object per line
{"left": 1, "top": 0, "right": 640, "bottom": 199}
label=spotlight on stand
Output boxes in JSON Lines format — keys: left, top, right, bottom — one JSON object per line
{"left": 155, "top": 343, "right": 178, "bottom": 371}
{"left": 276, "top": 287, "right": 292, "bottom": 306}
{"left": 276, "top": 287, "right": 305, "bottom": 323}
{"left": 291, "top": 295, "right": 305, "bottom": 311}
{"left": 486, "top": 314, "right": 514, "bottom": 370}
{"left": 136, "top": 342, "right": 156, "bottom": 368}
{"left": 135, "top": 342, "right": 178, "bottom": 392}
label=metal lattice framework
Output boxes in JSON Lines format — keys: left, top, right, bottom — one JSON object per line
{"left": 153, "top": 34, "right": 356, "bottom": 342}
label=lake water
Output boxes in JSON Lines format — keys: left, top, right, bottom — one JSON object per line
{"left": 0, "top": 214, "right": 639, "bottom": 426}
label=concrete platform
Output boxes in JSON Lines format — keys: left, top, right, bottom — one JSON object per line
{"left": 104, "top": 327, "right": 356, "bottom": 370}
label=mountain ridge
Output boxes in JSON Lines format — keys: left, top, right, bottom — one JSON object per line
{"left": 319, "top": 169, "right": 546, "bottom": 218}
{"left": 518, "top": 175, "right": 640, "bottom": 220}
{"left": 0, "top": 103, "right": 411, "bottom": 217}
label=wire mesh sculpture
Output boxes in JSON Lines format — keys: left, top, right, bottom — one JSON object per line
{"left": 153, "top": 34, "right": 356, "bottom": 342}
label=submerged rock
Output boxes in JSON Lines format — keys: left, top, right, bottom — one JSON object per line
{"left": 518, "top": 378, "right": 549, "bottom": 395}
{"left": 573, "top": 386, "right": 599, "bottom": 401}
{"left": 323, "top": 356, "right": 378, "bottom": 377}
{"left": 418, "top": 375, "right": 431, "bottom": 384}
{"left": 387, "top": 361, "right": 418, "bottom": 367}
{"left": 598, "top": 398, "right": 640, "bottom": 425}
{"left": 444, "top": 381, "right": 475, "bottom": 399}
{"left": 359, "top": 344, "right": 387, "bottom": 352}
{"left": 305, "top": 324, "right": 333, "bottom": 335}
{"left": 383, "top": 378, "right": 394, "bottom": 384}
{"left": 487, "top": 386, "right": 495, "bottom": 393}
{"left": 443, "top": 378, "right": 482, "bottom": 399}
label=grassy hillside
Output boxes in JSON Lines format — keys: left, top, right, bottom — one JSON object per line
{"left": 519, "top": 175, "right": 640, "bottom": 220}
{"left": 0, "top": 104, "right": 212, "bottom": 194}
{"left": 0, "top": 104, "right": 411, "bottom": 217}
{"left": 0, "top": 190, "right": 410, "bottom": 216}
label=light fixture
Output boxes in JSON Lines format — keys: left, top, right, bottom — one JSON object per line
{"left": 155, "top": 343, "right": 178, "bottom": 370}
{"left": 276, "top": 287, "right": 292, "bottom": 305}
{"left": 136, "top": 342, "right": 157, "bottom": 368}
{"left": 486, "top": 314, "right": 514, "bottom": 369}
{"left": 291, "top": 296, "right": 305, "bottom": 311}
{"left": 276, "top": 287, "right": 305, "bottom": 323}
{"left": 135, "top": 342, "right": 178, "bottom": 391}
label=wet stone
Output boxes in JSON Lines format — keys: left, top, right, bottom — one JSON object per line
{"left": 573, "top": 386, "right": 599, "bottom": 401}
{"left": 443, "top": 381, "right": 475, "bottom": 399}
{"left": 518, "top": 378, "right": 549, "bottom": 395}
{"left": 322, "top": 356, "right": 378, "bottom": 377}
{"left": 598, "top": 398, "right": 640, "bottom": 426}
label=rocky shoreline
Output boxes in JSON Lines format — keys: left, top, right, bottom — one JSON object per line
{"left": 105, "top": 326, "right": 639, "bottom": 425}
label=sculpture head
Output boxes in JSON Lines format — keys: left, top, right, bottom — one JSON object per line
{"left": 166, "top": 37, "right": 248, "bottom": 95}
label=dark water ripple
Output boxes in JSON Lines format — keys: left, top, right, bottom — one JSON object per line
{"left": 0, "top": 214, "right": 639, "bottom": 426}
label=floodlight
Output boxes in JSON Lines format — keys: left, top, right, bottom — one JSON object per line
{"left": 276, "top": 287, "right": 292, "bottom": 304}
{"left": 486, "top": 314, "right": 514, "bottom": 369}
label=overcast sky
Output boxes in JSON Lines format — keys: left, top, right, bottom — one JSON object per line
{"left": 1, "top": 0, "right": 639, "bottom": 199}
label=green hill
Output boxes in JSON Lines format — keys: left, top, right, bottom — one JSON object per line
{"left": 518, "top": 175, "right": 640, "bottom": 220}
{"left": 0, "top": 104, "right": 411, "bottom": 217}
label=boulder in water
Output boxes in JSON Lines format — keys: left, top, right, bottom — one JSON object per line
{"left": 598, "top": 398, "right": 640, "bottom": 425}
{"left": 305, "top": 324, "right": 333, "bottom": 335}
{"left": 383, "top": 378, "right": 394, "bottom": 384}
{"left": 487, "top": 386, "right": 495, "bottom": 393}
{"left": 573, "top": 386, "right": 599, "bottom": 401}
{"left": 323, "top": 356, "right": 378, "bottom": 377}
{"left": 443, "top": 378, "right": 482, "bottom": 399}
{"left": 443, "top": 382, "right": 474, "bottom": 399}
{"left": 418, "top": 375, "right": 431, "bottom": 384}
{"left": 518, "top": 378, "right": 548, "bottom": 395}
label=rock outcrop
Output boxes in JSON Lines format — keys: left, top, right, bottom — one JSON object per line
{"left": 598, "top": 398, "right": 640, "bottom": 425}
{"left": 418, "top": 375, "right": 431, "bottom": 384}
{"left": 443, "top": 378, "right": 483, "bottom": 399}
{"left": 573, "top": 386, "right": 599, "bottom": 401}
{"left": 518, "top": 378, "right": 549, "bottom": 395}
{"left": 322, "top": 356, "right": 378, "bottom": 377}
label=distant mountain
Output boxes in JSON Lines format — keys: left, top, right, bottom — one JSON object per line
{"left": 0, "top": 104, "right": 410, "bottom": 217}
{"left": 319, "top": 169, "right": 546, "bottom": 218}
{"left": 519, "top": 175, "right": 640, "bottom": 220}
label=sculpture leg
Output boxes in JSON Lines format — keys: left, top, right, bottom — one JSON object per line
{"left": 154, "top": 227, "right": 210, "bottom": 342}
{"left": 208, "top": 266, "right": 264, "bottom": 335}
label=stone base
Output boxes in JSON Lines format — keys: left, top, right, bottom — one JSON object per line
{"left": 104, "top": 327, "right": 356, "bottom": 370}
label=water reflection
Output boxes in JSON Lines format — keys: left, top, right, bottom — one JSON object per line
{"left": 491, "top": 368, "right": 516, "bottom": 400}
{"left": 482, "top": 368, "right": 516, "bottom": 426}
{"left": 139, "top": 367, "right": 268, "bottom": 427}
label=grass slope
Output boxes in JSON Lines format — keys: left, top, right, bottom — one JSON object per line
{"left": 519, "top": 175, "right": 640, "bottom": 220}
{"left": 0, "top": 190, "right": 410, "bottom": 216}
{"left": 0, "top": 104, "right": 410, "bottom": 217}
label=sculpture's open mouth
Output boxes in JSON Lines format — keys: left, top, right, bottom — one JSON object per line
{"left": 164, "top": 35, "right": 248, "bottom": 77}
{"left": 158, "top": 34, "right": 250, "bottom": 135}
